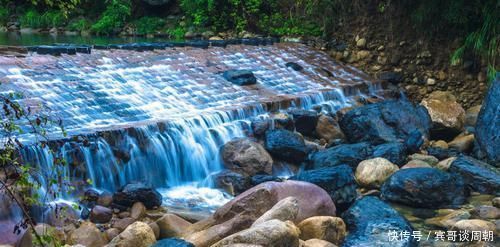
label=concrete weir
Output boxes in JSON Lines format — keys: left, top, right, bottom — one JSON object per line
{"left": 0, "top": 42, "right": 384, "bottom": 217}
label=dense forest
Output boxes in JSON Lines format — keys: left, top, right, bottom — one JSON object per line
{"left": 1, "top": 0, "right": 498, "bottom": 80}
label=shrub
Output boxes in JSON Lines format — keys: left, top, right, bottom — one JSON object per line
{"left": 134, "top": 16, "right": 165, "bottom": 35}
{"left": 91, "top": 0, "right": 131, "bottom": 35}
{"left": 0, "top": 6, "right": 8, "bottom": 26}
{"left": 67, "top": 17, "right": 91, "bottom": 32}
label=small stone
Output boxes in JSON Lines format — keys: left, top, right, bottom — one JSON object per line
{"left": 437, "top": 71, "right": 447, "bottom": 81}
{"left": 452, "top": 219, "right": 496, "bottom": 232}
{"left": 89, "top": 205, "right": 113, "bottom": 224}
{"left": 298, "top": 216, "right": 346, "bottom": 245}
{"left": 356, "top": 50, "right": 370, "bottom": 60}
{"left": 355, "top": 158, "right": 399, "bottom": 189}
{"left": 112, "top": 217, "right": 136, "bottom": 231}
{"left": 356, "top": 38, "right": 366, "bottom": 48}
{"left": 377, "top": 45, "right": 385, "bottom": 51}
{"left": 156, "top": 213, "right": 192, "bottom": 239}
{"left": 426, "top": 78, "right": 436, "bottom": 85}
{"left": 432, "top": 140, "right": 449, "bottom": 149}
{"left": 252, "top": 197, "right": 299, "bottom": 227}
{"left": 493, "top": 197, "right": 500, "bottom": 208}
{"left": 409, "top": 154, "right": 439, "bottom": 166}
{"left": 304, "top": 238, "right": 337, "bottom": 247}
{"left": 471, "top": 205, "right": 500, "bottom": 219}
{"left": 105, "top": 228, "right": 121, "bottom": 242}
{"left": 209, "top": 36, "right": 223, "bottom": 40}
{"left": 130, "top": 202, "right": 146, "bottom": 219}
{"left": 401, "top": 160, "right": 431, "bottom": 169}
{"left": 425, "top": 210, "right": 470, "bottom": 229}
{"left": 108, "top": 221, "right": 156, "bottom": 247}
{"left": 436, "top": 157, "right": 457, "bottom": 171}
{"left": 448, "top": 134, "right": 474, "bottom": 152}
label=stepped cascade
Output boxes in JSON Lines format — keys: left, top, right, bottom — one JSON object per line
{"left": 0, "top": 43, "right": 383, "bottom": 216}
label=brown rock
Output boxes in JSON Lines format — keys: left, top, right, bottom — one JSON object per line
{"left": 471, "top": 205, "right": 500, "bottom": 220}
{"left": 401, "top": 160, "right": 431, "bottom": 169}
{"left": 213, "top": 181, "right": 336, "bottom": 225}
{"left": 425, "top": 210, "right": 471, "bottom": 229}
{"left": 408, "top": 153, "right": 439, "bottom": 166}
{"left": 112, "top": 217, "right": 136, "bottom": 231}
{"left": 452, "top": 219, "right": 496, "bottom": 232}
{"left": 148, "top": 222, "right": 160, "bottom": 240}
{"left": 212, "top": 220, "right": 300, "bottom": 247}
{"left": 67, "top": 222, "right": 107, "bottom": 247}
{"left": 448, "top": 134, "right": 474, "bottom": 152}
{"left": 465, "top": 105, "right": 482, "bottom": 127}
{"left": 297, "top": 216, "right": 346, "bottom": 246}
{"left": 108, "top": 221, "right": 156, "bottom": 247}
{"left": 97, "top": 190, "right": 113, "bottom": 207}
{"left": 304, "top": 239, "right": 337, "bottom": 247}
{"left": 421, "top": 91, "right": 466, "bottom": 139}
{"left": 435, "top": 157, "right": 457, "bottom": 171}
{"left": 105, "top": 228, "right": 121, "bottom": 241}
{"left": 315, "top": 115, "right": 345, "bottom": 142}
{"left": 156, "top": 213, "right": 192, "bottom": 239}
{"left": 221, "top": 138, "right": 273, "bottom": 176}
{"left": 432, "top": 140, "right": 449, "bottom": 149}
{"left": 493, "top": 197, "right": 500, "bottom": 208}
{"left": 355, "top": 158, "right": 399, "bottom": 188}
{"left": 185, "top": 214, "right": 253, "bottom": 247}
{"left": 90, "top": 205, "right": 113, "bottom": 224}
{"left": 130, "top": 202, "right": 146, "bottom": 219}
{"left": 252, "top": 197, "right": 299, "bottom": 226}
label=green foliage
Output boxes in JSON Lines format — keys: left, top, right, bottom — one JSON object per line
{"left": 165, "top": 26, "right": 186, "bottom": 40}
{"left": 0, "top": 6, "right": 8, "bottom": 25}
{"left": 19, "top": 9, "right": 67, "bottom": 28}
{"left": 134, "top": 16, "right": 165, "bottom": 35}
{"left": 67, "top": 17, "right": 91, "bottom": 32}
{"left": 91, "top": 0, "right": 131, "bottom": 35}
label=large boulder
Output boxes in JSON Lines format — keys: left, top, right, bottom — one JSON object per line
{"left": 315, "top": 115, "right": 345, "bottom": 142}
{"left": 339, "top": 98, "right": 431, "bottom": 145}
{"left": 372, "top": 142, "right": 407, "bottom": 166}
{"left": 67, "top": 222, "right": 107, "bottom": 247}
{"left": 290, "top": 165, "right": 357, "bottom": 212}
{"left": 381, "top": 168, "right": 466, "bottom": 208}
{"left": 341, "top": 196, "right": 416, "bottom": 247}
{"left": 213, "top": 180, "right": 336, "bottom": 225}
{"left": 185, "top": 215, "right": 253, "bottom": 247}
{"left": 448, "top": 155, "right": 500, "bottom": 195}
{"left": 212, "top": 219, "right": 300, "bottom": 247}
{"left": 420, "top": 91, "right": 465, "bottom": 140}
{"left": 310, "top": 142, "right": 372, "bottom": 169}
{"left": 252, "top": 197, "right": 299, "bottom": 226}
{"left": 265, "top": 129, "right": 308, "bottom": 163}
{"left": 222, "top": 70, "right": 257, "bottom": 86}
{"left": 288, "top": 109, "right": 319, "bottom": 136}
{"left": 89, "top": 205, "right": 113, "bottom": 224}
{"left": 297, "top": 216, "right": 346, "bottom": 245}
{"left": 113, "top": 183, "right": 162, "bottom": 209}
{"left": 475, "top": 75, "right": 500, "bottom": 164}
{"left": 221, "top": 138, "right": 273, "bottom": 176}
{"left": 108, "top": 221, "right": 156, "bottom": 247}
{"left": 355, "top": 158, "right": 399, "bottom": 189}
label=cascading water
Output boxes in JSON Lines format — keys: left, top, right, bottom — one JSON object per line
{"left": 0, "top": 43, "right": 383, "bottom": 218}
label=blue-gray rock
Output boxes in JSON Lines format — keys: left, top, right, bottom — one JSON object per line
{"left": 381, "top": 168, "right": 466, "bottom": 208}
{"left": 342, "top": 196, "right": 416, "bottom": 247}
{"left": 152, "top": 238, "right": 194, "bottom": 247}
{"left": 339, "top": 98, "right": 432, "bottom": 145}
{"left": 112, "top": 183, "right": 162, "bottom": 209}
{"left": 251, "top": 174, "right": 283, "bottom": 186}
{"left": 222, "top": 70, "right": 257, "bottom": 86}
{"left": 265, "top": 129, "right": 308, "bottom": 163}
{"left": 288, "top": 108, "right": 318, "bottom": 136}
{"left": 475, "top": 74, "right": 500, "bottom": 164}
{"left": 285, "top": 62, "right": 303, "bottom": 71}
{"left": 426, "top": 146, "right": 461, "bottom": 160}
{"left": 449, "top": 155, "right": 500, "bottom": 195}
{"left": 372, "top": 142, "right": 407, "bottom": 166}
{"left": 310, "top": 142, "right": 372, "bottom": 169}
{"left": 291, "top": 165, "right": 357, "bottom": 212}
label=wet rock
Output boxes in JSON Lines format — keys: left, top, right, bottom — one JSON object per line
{"left": 451, "top": 219, "right": 496, "bottom": 232}
{"left": 355, "top": 158, "right": 399, "bottom": 189}
{"left": 315, "top": 115, "right": 345, "bottom": 143}
{"left": 113, "top": 183, "right": 162, "bottom": 209}
{"left": 97, "top": 190, "right": 113, "bottom": 207}
{"left": 298, "top": 216, "right": 346, "bottom": 245}
{"left": 432, "top": 140, "right": 449, "bottom": 149}
{"left": 252, "top": 197, "right": 299, "bottom": 226}
{"left": 108, "top": 221, "right": 156, "bottom": 247}
{"left": 424, "top": 210, "right": 471, "bottom": 229}
{"left": 475, "top": 76, "right": 500, "bottom": 163}
{"left": 341, "top": 196, "right": 416, "bottom": 247}
{"left": 44, "top": 202, "right": 80, "bottom": 227}
{"left": 381, "top": 168, "right": 466, "bottom": 208}
{"left": 251, "top": 118, "right": 270, "bottom": 137}
{"left": 310, "top": 142, "right": 372, "bottom": 169}
{"left": 221, "top": 138, "right": 273, "bottom": 176}
{"left": 212, "top": 170, "right": 251, "bottom": 196}
{"left": 372, "top": 142, "right": 407, "bottom": 166}
{"left": 448, "top": 134, "right": 474, "bottom": 152}
{"left": 379, "top": 71, "right": 403, "bottom": 84}
{"left": 272, "top": 112, "right": 295, "bottom": 131}
{"left": 152, "top": 238, "right": 195, "bottom": 247}
{"left": 149, "top": 221, "right": 160, "bottom": 240}
{"left": 265, "top": 129, "right": 308, "bottom": 163}
{"left": 185, "top": 215, "right": 253, "bottom": 247}
{"left": 303, "top": 239, "right": 337, "bottom": 247}
{"left": 212, "top": 219, "right": 300, "bottom": 247}
{"left": 130, "top": 202, "right": 146, "bottom": 219}
{"left": 448, "top": 155, "right": 500, "bottom": 194}
{"left": 290, "top": 165, "right": 357, "bottom": 212}
{"left": 213, "top": 180, "right": 336, "bottom": 225}
{"left": 401, "top": 159, "right": 432, "bottom": 169}
{"left": 421, "top": 91, "right": 465, "bottom": 140}
{"left": 156, "top": 213, "right": 192, "bottom": 239}
{"left": 339, "top": 98, "right": 431, "bottom": 145}
{"left": 250, "top": 174, "right": 283, "bottom": 186}
{"left": 285, "top": 62, "right": 303, "bottom": 71}
{"left": 465, "top": 105, "right": 482, "bottom": 127}
{"left": 222, "top": 70, "right": 257, "bottom": 86}
{"left": 426, "top": 147, "right": 460, "bottom": 160}
{"left": 81, "top": 188, "right": 100, "bottom": 208}
{"left": 67, "top": 222, "right": 107, "bottom": 247}
{"left": 471, "top": 205, "right": 500, "bottom": 220}
{"left": 288, "top": 109, "right": 319, "bottom": 136}
{"left": 408, "top": 153, "right": 439, "bottom": 166}
{"left": 106, "top": 228, "right": 121, "bottom": 242}
{"left": 90, "top": 205, "right": 113, "bottom": 224}
{"left": 112, "top": 217, "right": 136, "bottom": 231}
{"left": 493, "top": 197, "right": 500, "bottom": 208}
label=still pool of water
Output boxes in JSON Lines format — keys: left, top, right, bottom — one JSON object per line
{"left": 0, "top": 32, "right": 170, "bottom": 46}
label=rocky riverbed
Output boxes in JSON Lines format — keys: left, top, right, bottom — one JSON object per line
{"left": 6, "top": 73, "right": 497, "bottom": 247}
